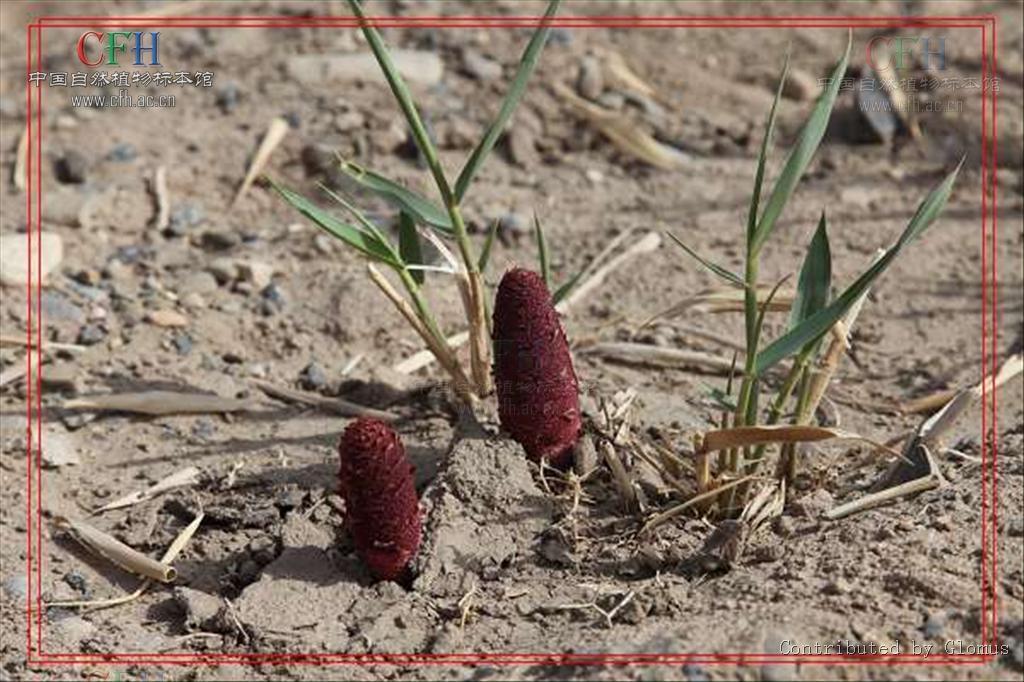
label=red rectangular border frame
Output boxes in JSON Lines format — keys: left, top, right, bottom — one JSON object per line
{"left": 22, "top": 11, "right": 1000, "bottom": 669}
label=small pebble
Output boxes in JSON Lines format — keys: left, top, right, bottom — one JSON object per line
{"left": 238, "top": 260, "right": 274, "bottom": 290}
{"left": 76, "top": 323, "right": 106, "bottom": 345}
{"left": 2, "top": 574, "right": 28, "bottom": 599}
{"left": 146, "top": 309, "right": 189, "bottom": 328}
{"left": 208, "top": 257, "right": 238, "bottom": 285}
{"left": 462, "top": 49, "right": 503, "bottom": 81}
{"left": 172, "top": 333, "right": 194, "bottom": 356}
{"left": 107, "top": 143, "right": 137, "bottom": 162}
{"left": 62, "top": 571, "right": 89, "bottom": 596}
{"left": 200, "top": 230, "right": 241, "bottom": 251}
{"left": 923, "top": 610, "right": 946, "bottom": 638}
{"left": 497, "top": 212, "right": 528, "bottom": 245}
{"left": 577, "top": 56, "right": 604, "bottom": 100}
{"left": 55, "top": 151, "right": 88, "bottom": 184}
{"left": 822, "top": 577, "right": 850, "bottom": 595}
{"left": 215, "top": 82, "right": 240, "bottom": 113}
{"left": 300, "top": 362, "right": 328, "bottom": 391}
{"left": 166, "top": 203, "right": 205, "bottom": 237}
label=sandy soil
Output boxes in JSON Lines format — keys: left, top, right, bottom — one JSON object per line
{"left": 1, "top": 1, "right": 1022, "bottom": 680}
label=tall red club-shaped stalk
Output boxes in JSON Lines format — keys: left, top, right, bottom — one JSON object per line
{"left": 492, "top": 268, "right": 582, "bottom": 469}
{"left": 337, "top": 418, "right": 421, "bottom": 582}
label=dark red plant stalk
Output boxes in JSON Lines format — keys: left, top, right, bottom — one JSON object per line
{"left": 492, "top": 267, "right": 581, "bottom": 469}
{"left": 337, "top": 418, "right": 421, "bottom": 582}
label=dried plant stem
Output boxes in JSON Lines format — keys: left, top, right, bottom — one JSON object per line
{"left": 466, "top": 271, "right": 492, "bottom": 396}
{"left": 233, "top": 116, "right": 289, "bottom": 205}
{"left": 640, "top": 475, "right": 758, "bottom": 536}
{"left": 367, "top": 264, "right": 474, "bottom": 404}
{"left": 825, "top": 470, "right": 941, "bottom": 520}
{"left": 600, "top": 440, "right": 637, "bottom": 513}
{"left": 559, "top": 232, "right": 662, "bottom": 313}
{"left": 349, "top": 0, "right": 489, "bottom": 399}
{"left": 150, "top": 166, "right": 169, "bottom": 231}
{"left": 56, "top": 516, "right": 178, "bottom": 583}
{"left": 49, "top": 513, "right": 203, "bottom": 611}
{"left": 13, "top": 128, "right": 28, "bottom": 191}
{"left": 780, "top": 251, "right": 879, "bottom": 481}
{"left": 252, "top": 378, "right": 398, "bottom": 421}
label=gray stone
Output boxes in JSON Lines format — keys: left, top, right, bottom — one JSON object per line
{"left": 577, "top": 56, "right": 604, "bottom": 100}
{"left": 199, "top": 230, "right": 241, "bottom": 251}
{"left": 76, "top": 324, "right": 106, "bottom": 346}
{"left": 107, "top": 143, "right": 137, "bottom": 162}
{"left": 462, "top": 49, "right": 502, "bottom": 81}
{"left": 207, "top": 257, "right": 238, "bottom": 284}
{"left": 2, "top": 574, "right": 28, "bottom": 599}
{"left": 41, "top": 363, "right": 79, "bottom": 393}
{"left": 55, "top": 151, "right": 88, "bottom": 184}
{"left": 286, "top": 51, "right": 443, "bottom": 87}
{"left": 42, "top": 292, "right": 84, "bottom": 323}
{"left": 0, "top": 231, "right": 64, "bottom": 286}
{"left": 42, "top": 429, "right": 80, "bottom": 467}
{"left": 300, "top": 362, "right": 328, "bottom": 390}
{"left": 178, "top": 271, "right": 219, "bottom": 296}
{"left": 174, "top": 586, "right": 224, "bottom": 632}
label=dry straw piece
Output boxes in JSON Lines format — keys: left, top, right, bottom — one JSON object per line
{"left": 581, "top": 342, "right": 734, "bottom": 374}
{"left": 93, "top": 466, "right": 201, "bottom": 514}
{"left": 233, "top": 116, "right": 290, "bottom": 205}
{"left": 64, "top": 390, "right": 255, "bottom": 415}
{"left": 252, "top": 377, "right": 400, "bottom": 421}
{"left": 48, "top": 513, "right": 204, "bottom": 611}
{"left": 56, "top": 516, "right": 180, "bottom": 583}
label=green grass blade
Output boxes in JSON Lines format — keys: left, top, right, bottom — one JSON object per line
{"left": 552, "top": 269, "right": 583, "bottom": 306}
{"left": 751, "top": 274, "right": 791, "bottom": 360}
{"left": 346, "top": 0, "right": 454, "bottom": 207}
{"left": 667, "top": 232, "right": 745, "bottom": 288}
{"left": 398, "top": 211, "right": 425, "bottom": 284}
{"left": 788, "top": 211, "right": 832, "bottom": 331}
{"left": 338, "top": 160, "right": 453, "bottom": 233}
{"left": 269, "top": 179, "right": 399, "bottom": 266}
{"left": 755, "top": 160, "right": 961, "bottom": 375}
{"left": 534, "top": 213, "right": 552, "bottom": 287}
{"left": 477, "top": 218, "right": 500, "bottom": 272}
{"left": 751, "top": 34, "right": 851, "bottom": 255}
{"left": 747, "top": 50, "right": 790, "bottom": 248}
{"left": 705, "top": 384, "right": 739, "bottom": 412}
{"left": 454, "top": 0, "right": 561, "bottom": 203}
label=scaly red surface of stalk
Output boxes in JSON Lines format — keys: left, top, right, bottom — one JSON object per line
{"left": 492, "top": 267, "right": 581, "bottom": 469}
{"left": 337, "top": 418, "right": 421, "bottom": 582}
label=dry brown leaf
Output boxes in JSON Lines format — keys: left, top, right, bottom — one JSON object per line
{"left": 554, "top": 83, "right": 685, "bottom": 170}
{"left": 56, "top": 516, "right": 177, "bottom": 583}
{"left": 64, "top": 391, "right": 254, "bottom": 415}
{"left": 699, "top": 424, "right": 899, "bottom": 458}
{"left": 233, "top": 116, "right": 289, "bottom": 205}
{"left": 93, "top": 466, "right": 201, "bottom": 514}
{"left": 581, "top": 342, "right": 734, "bottom": 374}
{"left": 643, "top": 287, "right": 795, "bottom": 328}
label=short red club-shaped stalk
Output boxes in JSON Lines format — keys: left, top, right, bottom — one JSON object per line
{"left": 337, "top": 418, "right": 421, "bottom": 583}
{"left": 492, "top": 267, "right": 582, "bottom": 469}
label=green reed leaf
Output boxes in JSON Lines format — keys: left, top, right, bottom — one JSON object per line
{"left": 269, "top": 179, "right": 399, "bottom": 266}
{"left": 667, "top": 232, "right": 745, "bottom": 288}
{"left": 454, "top": 0, "right": 562, "bottom": 203}
{"left": 751, "top": 34, "right": 851, "bottom": 255}
{"left": 398, "top": 211, "right": 425, "bottom": 284}
{"left": 755, "top": 159, "right": 962, "bottom": 375}
{"left": 789, "top": 211, "right": 832, "bottom": 332}
{"left": 337, "top": 160, "right": 453, "bottom": 233}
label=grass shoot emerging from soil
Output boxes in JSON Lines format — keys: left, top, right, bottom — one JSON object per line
{"left": 271, "top": 0, "right": 563, "bottom": 409}
{"left": 662, "top": 34, "right": 963, "bottom": 518}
